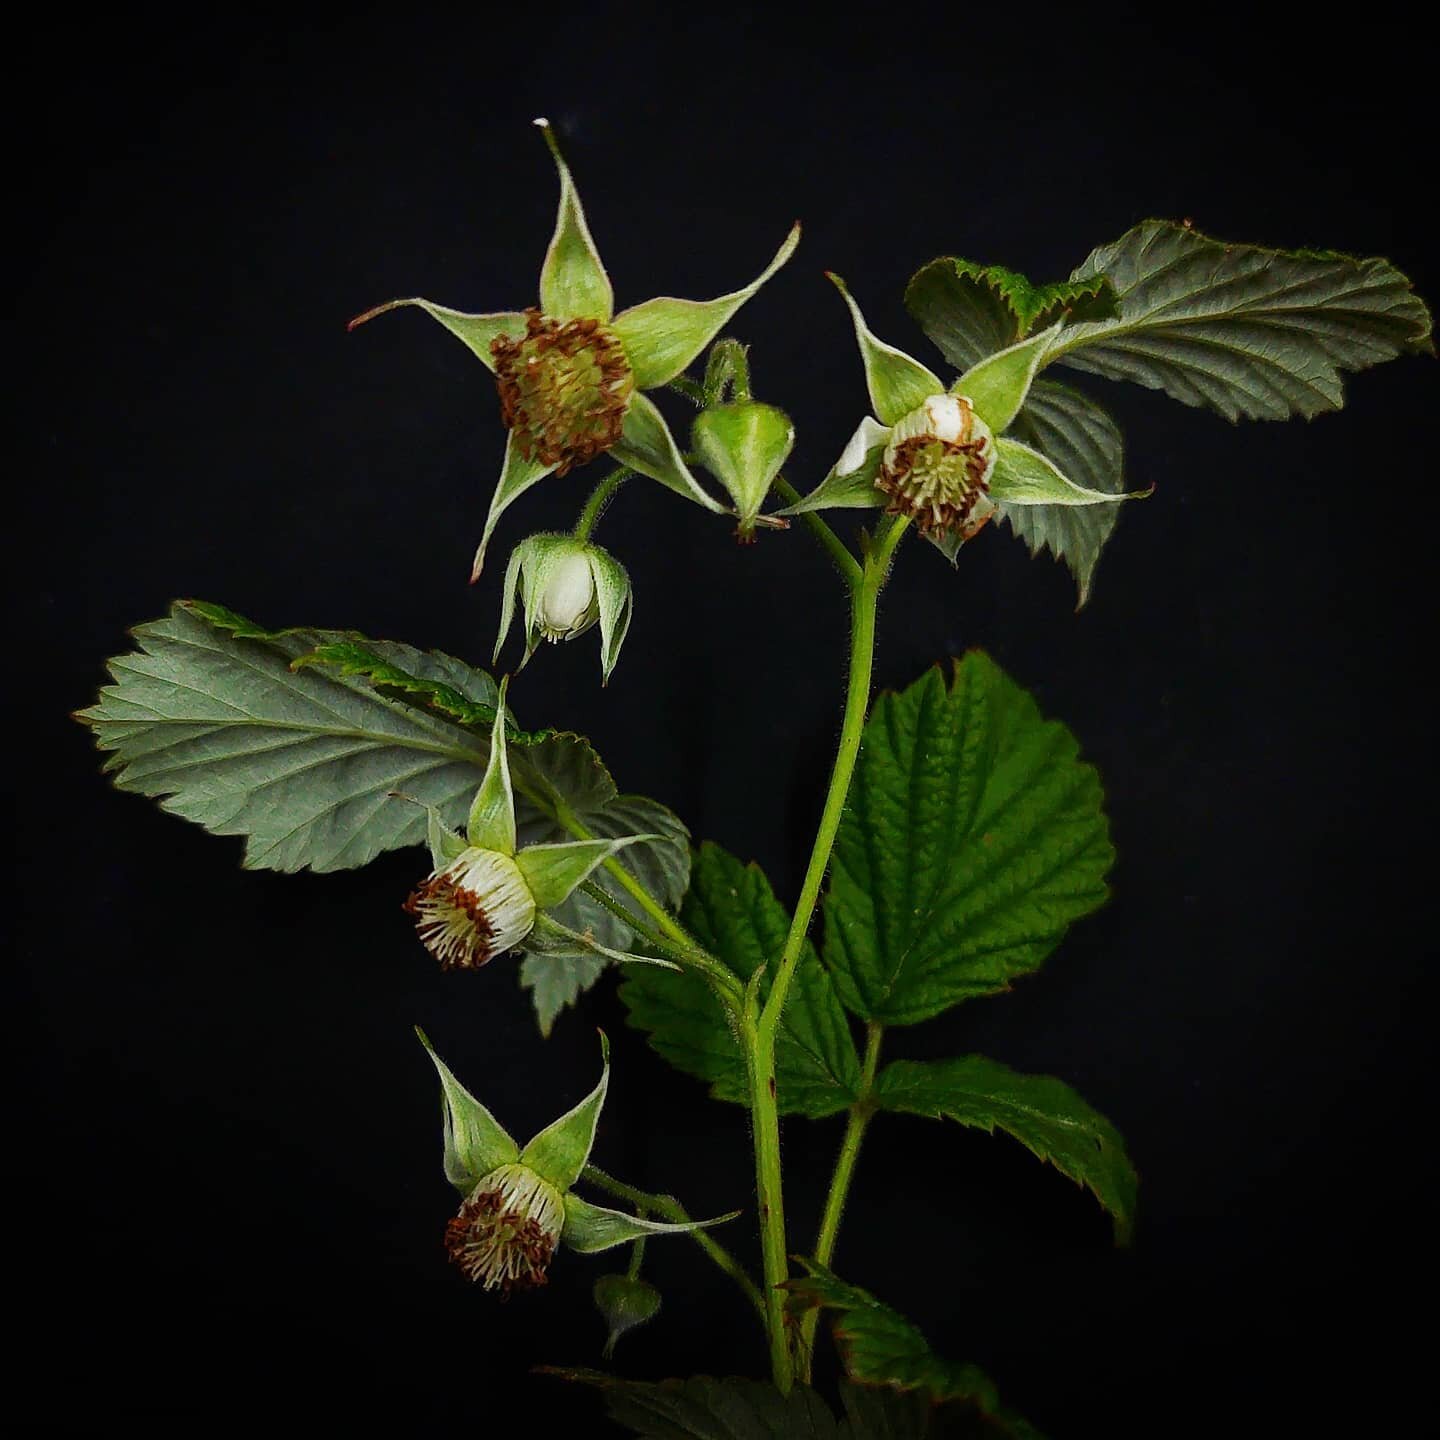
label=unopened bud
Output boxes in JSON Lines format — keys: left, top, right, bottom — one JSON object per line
{"left": 691, "top": 401, "right": 795, "bottom": 540}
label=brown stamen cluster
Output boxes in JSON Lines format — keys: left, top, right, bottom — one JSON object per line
{"left": 491, "top": 309, "right": 634, "bottom": 474}
{"left": 445, "top": 1187, "right": 558, "bottom": 1295}
{"left": 403, "top": 873, "right": 498, "bottom": 971}
{"left": 877, "top": 398, "right": 992, "bottom": 538}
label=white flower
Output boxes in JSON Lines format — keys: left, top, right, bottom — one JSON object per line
{"left": 404, "top": 847, "right": 536, "bottom": 970}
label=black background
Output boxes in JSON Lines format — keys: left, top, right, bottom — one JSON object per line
{"left": 17, "top": 8, "right": 1435, "bottom": 1436}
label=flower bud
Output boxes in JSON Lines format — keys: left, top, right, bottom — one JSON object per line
{"left": 877, "top": 393, "right": 998, "bottom": 540}
{"left": 691, "top": 401, "right": 795, "bottom": 540}
{"left": 446, "top": 1161, "right": 566, "bottom": 1293}
{"left": 594, "top": 1273, "right": 662, "bottom": 1357}
{"left": 496, "top": 533, "right": 633, "bottom": 682}
{"left": 404, "top": 846, "right": 536, "bottom": 970}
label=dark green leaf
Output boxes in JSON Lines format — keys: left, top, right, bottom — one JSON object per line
{"left": 875, "top": 1055, "right": 1137, "bottom": 1243}
{"left": 905, "top": 260, "right": 1119, "bottom": 374}
{"left": 1003, "top": 379, "right": 1127, "bottom": 607}
{"left": 822, "top": 656, "right": 1112, "bottom": 1026}
{"left": 544, "top": 1369, "right": 841, "bottom": 1439}
{"left": 1049, "top": 220, "right": 1434, "bottom": 420}
{"left": 786, "top": 1263, "right": 1046, "bottom": 1438}
{"left": 621, "top": 843, "right": 862, "bottom": 1117}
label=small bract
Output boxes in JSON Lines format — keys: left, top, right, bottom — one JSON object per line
{"left": 418, "top": 1029, "right": 736, "bottom": 1293}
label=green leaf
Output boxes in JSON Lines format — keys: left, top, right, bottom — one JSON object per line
{"left": 1047, "top": 219, "right": 1434, "bottom": 420}
{"left": 830, "top": 273, "right": 943, "bottom": 425}
{"left": 544, "top": 1371, "right": 844, "bottom": 1439}
{"left": 1003, "top": 380, "right": 1127, "bottom": 608}
{"left": 786, "top": 1261, "right": 1046, "bottom": 1437}
{"left": 822, "top": 656, "right": 1112, "bottom": 1026}
{"left": 874, "top": 1055, "right": 1137, "bottom": 1243}
{"left": 80, "top": 603, "right": 687, "bottom": 931}
{"left": 905, "top": 258, "right": 1119, "bottom": 374}
{"left": 620, "top": 843, "right": 862, "bottom": 1117}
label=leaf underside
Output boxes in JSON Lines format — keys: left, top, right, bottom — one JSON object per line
{"left": 822, "top": 654, "right": 1113, "bottom": 1026}
{"left": 620, "top": 843, "right": 862, "bottom": 1117}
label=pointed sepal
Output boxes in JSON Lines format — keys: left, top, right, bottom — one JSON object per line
{"left": 612, "top": 392, "right": 726, "bottom": 512}
{"left": 519, "top": 1033, "right": 610, "bottom": 1190}
{"left": 516, "top": 836, "right": 656, "bottom": 910}
{"left": 416, "top": 1026, "right": 520, "bottom": 1193}
{"left": 525, "top": 913, "right": 681, "bottom": 971}
{"left": 466, "top": 678, "right": 517, "bottom": 855}
{"left": 780, "top": 416, "right": 888, "bottom": 515}
{"left": 828, "top": 273, "right": 942, "bottom": 425}
{"left": 560, "top": 1192, "right": 740, "bottom": 1253}
{"left": 347, "top": 300, "right": 527, "bottom": 373}
{"left": 990, "top": 436, "right": 1154, "bottom": 507}
{"left": 588, "top": 547, "right": 633, "bottom": 684}
{"left": 471, "top": 431, "right": 559, "bottom": 581}
{"left": 612, "top": 223, "right": 801, "bottom": 388}
{"left": 954, "top": 323, "right": 1061, "bottom": 433}
{"left": 535, "top": 119, "right": 614, "bottom": 322}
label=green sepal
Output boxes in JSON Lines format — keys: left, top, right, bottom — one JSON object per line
{"left": 470, "top": 431, "right": 558, "bottom": 581}
{"left": 426, "top": 805, "right": 467, "bottom": 869}
{"left": 612, "top": 223, "right": 801, "bottom": 389}
{"left": 690, "top": 401, "right": 796, "bottom": 531}
{"left": 954, "top": 324, "right": 1061, "bottom": 433}
{"left": 828, "top": 273, "right": 942, "bottom": 425}
{"left": 593, "top": 1273, "right": 662, "bottom": 1360}
{"left": 346, "top": 300, "right": 527, "bottom": 372}
{"left": 466, "top": 678, "right": 516, "bottom": 855}
{"left": 493, "top": 542, "right": 531, "bottom": 669}
{"left": 612, "top": 392, "right": 726, "bottom": 512}
{"left": 779, "top": 416, "right": 887, "bottom": 515}
{"left": 516, "top": 835, "right": 655, "bottom": 910}
{"left": 588, "top": 546, "right": 633, "bottom": 684}
{"left": 560, "top": 1192, "right": 739, "bottom": 1253}
{"left": 527, "top": 912, "right": 682, "bottom": 971}
{"left": 535, "top": 120, "right": 614, "bottom": 322}
{"left": 415, "top": 1027, "right": 519, "bottom": 1194}
{"left": 519, "top": 1032, "right": 610, "bottom": 1190}
{"left": 991, "top": 436, "right": 1152, "bottom": 507}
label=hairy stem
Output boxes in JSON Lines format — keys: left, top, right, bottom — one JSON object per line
{"left": 583, "top": 1164, "right": 765, "bottom": 1320}
{"left": 573, "top": 466, "right": 632, "bottom": 541}
{"left": 772, "top": 477, "right": 862, "bottom": 588}
{"left": 745, "top": 1013, "right": 792, "bottom": 1389}
{"left": 798, "top": 1021, "right": 885, "bottom": 1373}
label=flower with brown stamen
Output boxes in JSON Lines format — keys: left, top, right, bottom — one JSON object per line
{"left": 877, "top": 394, "right": 997, "bottom": 540}
{"left": 404, "top": 847, "right": 536, "bottom": 971}
{"left": 444, "top": 1162, "right": 565, "bottom": 1294}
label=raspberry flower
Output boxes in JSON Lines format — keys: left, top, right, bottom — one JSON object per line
{"left": 404, "top": 682, "right": 667, "bottom": 971}
{"left": 493, "top": 533, "right": 632, "bottom": 682}
{"left": 419, "top": 1030, "right": 734, "bottom": 1294}
{"left": 784, "top": 275, "right": 1148, "bottom": 557}
{"left": 351, "top": 119, "right": 801, "bottom": 578}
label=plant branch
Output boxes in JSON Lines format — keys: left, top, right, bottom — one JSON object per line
{"left": 573, "top": 466, "right": 632, "bottom": 542}
{"left": 772, "top": 477, "right": 862, "bottom": 588}
{"left": 582, "top": 1164, "right": 765, "bottom": 1320}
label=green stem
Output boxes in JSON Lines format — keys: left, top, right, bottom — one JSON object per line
{"left": 583, "top": 1164, "right": 765, "bottom": 1320}
{"left": 573, "top": 467, "right": 632, "bottom": 542}
{"left": 772, "top": 477, "right": 862, "bottom": 588}
{"left": 745, "top": 513, "right": 909, "bottom": 1392}
{"left": 744, "top": 1012, "right": 792, "bottom": 1389}
{"left": 798, "top": 1021, "right": 884, "bottom": 1374}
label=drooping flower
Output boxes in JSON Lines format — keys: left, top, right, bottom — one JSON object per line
{"left": 350, "top": 119, "right": 801, "bottom": 579}
{"left": 403, "top": 680, "right": 667, "bottom": 971}
{"left": 493, "top": 533, "right": 632, "bottom": 682}
{"left": 783, "top": 275, "right": 1149, "bottom": 558}
{"left": 418, "top": 1029, "right": 735, "bottom": 1294}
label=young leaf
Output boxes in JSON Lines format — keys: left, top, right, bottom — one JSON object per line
{"left": 1003, "top": 380, "right": 1127, "bottom": 607}
{"left": 822, "top": 656, "right": 1112, "bottom": 1026}
{"left": 785, "top": 1261, "right": 1046, "bottom": 1438}
{"left": 1047, "top": 220, "right": 1434, "bottom": 420}
{"left": 620, "top": 843, "right": 863, "bottom": 1117}
{"left": 874, "top": 1056, "right": 1137, "bottom": 1244}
